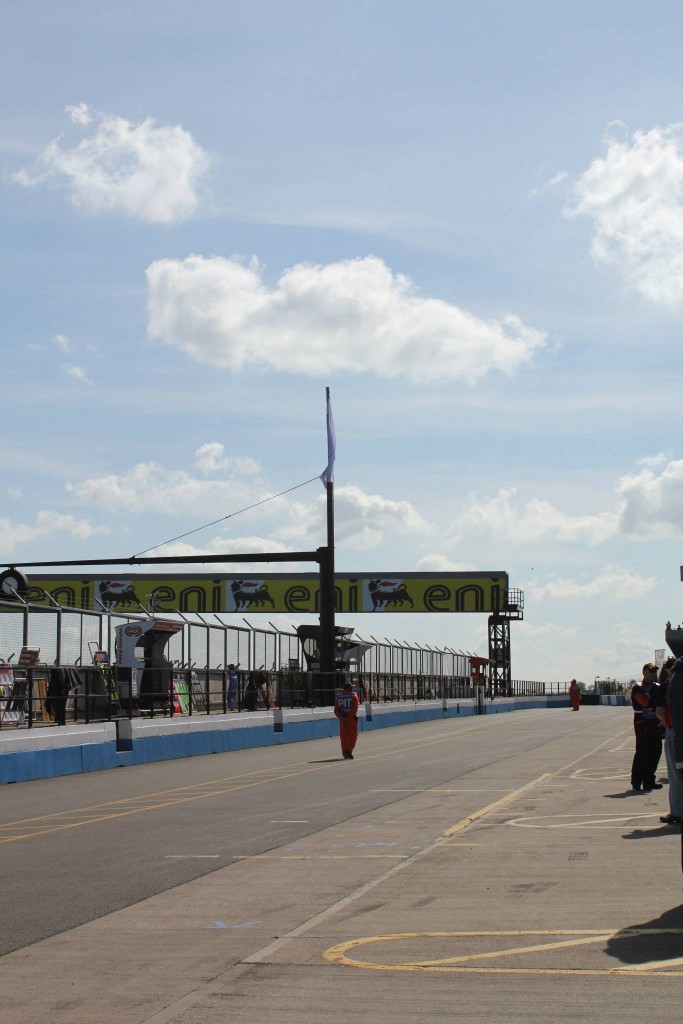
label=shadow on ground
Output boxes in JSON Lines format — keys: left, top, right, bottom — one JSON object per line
{"left": 605, "top": 905, "right": 683, "bottom": 965}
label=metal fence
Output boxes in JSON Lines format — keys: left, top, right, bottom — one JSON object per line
{"left": 0, "top": 600, "right": 572, "bottom": 730}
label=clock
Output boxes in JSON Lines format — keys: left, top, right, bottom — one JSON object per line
{"left": 0, "top": 568, "right": 29, "bottom": 599}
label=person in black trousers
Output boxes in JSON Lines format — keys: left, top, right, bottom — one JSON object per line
{"left": 630, "top": 662, "right": 663, "bottom": 791}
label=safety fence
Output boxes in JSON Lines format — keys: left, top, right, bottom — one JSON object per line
{"left": 0, "top": 600, "right": 571, "bottom": 730}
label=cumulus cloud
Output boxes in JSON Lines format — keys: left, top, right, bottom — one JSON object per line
{"left": 636, "top": 452, "right": 670, "bottom": 468}
{"left": 194, "top": 443, "right": 259, "bottom": 476}
{"left": 66, "top": 436, "right": 430, "bottom": 554}
{"left": 146, "top": 254, "right": 548, "bottom": 383}
{"left": 415, "top": 554, "right": 478, "bottom": 571}
{"left": 0, "top": 511, "right": 109, "bottom": 556}
{"left": 278, "top": 483, "right": 429, "bottom": 550}
{"left": 65, "top": 102, "right": 93, "bottom": 126}
{"left": 63, "top": 363, "right": 94, "bottom": 386}
{"left": 145, "top": 534, "right": 295, "bottom": 564}
{"left": 14, "top": 104, "right": 209, "bottom": 223}
{"left": 53, "top": 333, "right": 71, "bottom": 352}
{"left": 566, "top": 122, "right": 683, "bottom": 310}
{"left": 526, "top": 567, "right": 656, "bottom": 602}
{"left": 67, "top": 456, "right": 261, "bottom": 517}
{"left": 457, "top": 487, "right": 619, "bottom": 545}
{"left": 516, "top": 621, "right": 579, "bottom": 639}
{"left": 445, "top": 457, "right": 683, "bottom": 549}
{"left": 618, "top": 458, "right": 683, "bottom": 537}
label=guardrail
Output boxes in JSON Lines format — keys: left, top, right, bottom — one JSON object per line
{"left": 0, "top": 663, "right": 582, "bottom": 732}
{"left": 0, "top": 598, "right": 579, "bottom": 732}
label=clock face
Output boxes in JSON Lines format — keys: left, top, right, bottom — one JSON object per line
{"left": 1, "top": 576, "right": 19, "bottom": 594}
{"left": 0, "top": 569, "right": 28, "bottom": 598}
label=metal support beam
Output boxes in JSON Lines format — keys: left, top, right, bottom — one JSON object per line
{"left": 5, "top": 552, "right": 320, "bottom": 569}
{"left": 488, "top": 615, "right": 511, "bottom": 697}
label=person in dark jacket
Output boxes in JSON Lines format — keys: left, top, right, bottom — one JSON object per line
{"left": 46, "top": 666, "right": 80, "bottom": 726}
{"left": 227, "top": 664, "right": 239, "bottom": 711}
{"left": 243, "top": 673, "right": 258, "bottom": 711}
{"left": 655, "top": 658, "right": 681, "bottom": 825}
{"left": 663, "top": 656, "right": 683, "bottom": 870}
{"left": 630, "top": 662, "right": 663, "bottom": 791}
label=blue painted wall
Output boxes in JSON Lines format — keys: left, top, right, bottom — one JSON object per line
{"left": 0, "top": 695, "right": 622, "bottom": 785}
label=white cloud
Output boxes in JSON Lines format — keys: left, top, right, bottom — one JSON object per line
{"left": 194, "top": 443, "right": 259, "bottom": 476}
{"left": 526, "top": 567, "right": 656, "bottom": 602}
{"left": 415, "top": 554, "right": 478, "bottom": 571}
{"left": 456, "top": 487, "right": 619, "bottom": 545}
{"left": 67, "top": 459, "right": 259, "bottom": 517}
{"left": 14, "top": 106, "right": 209, "bottom": 223}
{"left": 278, "top": 483, "right": 429, "bottom": 550}
{"left": 0, "top": 511, "right": 109, "bottom": 556}
{"left": 63, "top": 363, "right": 94, "bottom": 386}
{"left": 617, "top": 458, "right": 683, "bottom": 537}
{"left": 53, "top": 333, "right": 71, "bottom": 352}
{"left": 529, "top": 170, "right": 569, "bottom": 197}
{"left": 567, "top": 123, "right": 683, "bottom": 310}
{"left": 146, "top": 535, "right": 294, "bottom": 563}
{"left": 146, "top": 254, "right": 548, "bottom": 383}
{"left": 66, "top": 102, "right": 93, "bottom": 126}
{"left": 67, "top": 444, "right": 429, "bottom": 554}
{"left": 451, "top": 458, "right": 683, "bottom": 546}
{"left": 636, "top": 452, "right": 669, "bottom": 468}
{"left": 516, "top": 621, "right": 579, "bottom": 640}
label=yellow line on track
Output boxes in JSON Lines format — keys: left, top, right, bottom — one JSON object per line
{"left": 0, "top": 718, "right": 528, "bottom": 844}
{"left": 443, "top": 773, "right": 551, "bottom": 836}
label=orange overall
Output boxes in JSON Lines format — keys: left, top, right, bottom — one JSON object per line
{"left": 569, "top": 681, "right": 581, "bottom": 711}
{"left": 334, "top": 687, "right": 360, "bottom": 759}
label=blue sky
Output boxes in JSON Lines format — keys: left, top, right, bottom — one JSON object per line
{"left": 2, "top": 1, "right": 682, "bottom": 683}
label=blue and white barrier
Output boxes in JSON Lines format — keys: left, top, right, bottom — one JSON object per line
{"left": 0, "top": 693, "right": 625, "bottom": 784}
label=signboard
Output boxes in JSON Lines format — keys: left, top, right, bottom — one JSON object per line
{"left": 15, "top": 572, "right": 509, "bottom": 615}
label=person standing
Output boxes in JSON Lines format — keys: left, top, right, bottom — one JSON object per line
{"left": 655, "top": 658, "right": 682, "bottom": 826}
{"left": 664, "top": 655, "right": 683, "bottom": 871}
{"left": 569, "top": 679, "right": 581, "bottom": 711}
{"left": 630, "top": 662, "right": 663, "bottom": 791}
{"left": 334, "top": 681, "right": 360, "bottom": 760}
{"left": 227, "top": 663, "right": 239, "bottom": 711}
{"left": 243, "top": 673, "right": 258, "bottom": 711}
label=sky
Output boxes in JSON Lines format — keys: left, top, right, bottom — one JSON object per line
{"left": 2, "top": 0, "right": 682, "bottom": 684}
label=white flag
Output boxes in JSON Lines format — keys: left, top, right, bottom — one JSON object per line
{"left": 320, "top": 392, "right": 335, "bottom": 487}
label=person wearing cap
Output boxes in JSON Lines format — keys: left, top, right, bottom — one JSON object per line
{"left": 334, "top": 681, "right": 360, "bottom": 760}
{"left": 629, "top": 662, "right": 663, "bottom": 791}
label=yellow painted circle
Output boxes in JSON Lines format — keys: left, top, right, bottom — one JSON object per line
{"left": 324, "top": 929, "right": 683, "bottom": 976}
{"left": 507, "top": 812, "right": 662, "bottom": 829}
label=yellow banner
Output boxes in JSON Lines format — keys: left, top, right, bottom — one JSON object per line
{"left": 18, "top": 573, "right": 508, "bottom": 614}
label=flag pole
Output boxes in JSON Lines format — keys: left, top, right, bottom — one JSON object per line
{"left": 319, "top": 387, "right": 336, "bottom": 695}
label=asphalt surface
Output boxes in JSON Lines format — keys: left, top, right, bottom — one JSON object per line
{"left": 2, "top": 707, "right": 682, "bottom": 1023}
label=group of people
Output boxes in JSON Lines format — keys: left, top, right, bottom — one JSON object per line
{"left": 630, "top": 657, "right": 683, "bottom": 827}
{"left": 334, "top": 660, "right": 683, "bottom": 829}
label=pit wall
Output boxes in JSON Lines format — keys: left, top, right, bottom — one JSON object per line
{"left": 0, "top": 694, "right": 625, "bottom": 785}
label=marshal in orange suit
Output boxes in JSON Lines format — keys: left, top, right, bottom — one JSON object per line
{"left": 334, "top": 682, "right": 360, "bottom": 759}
